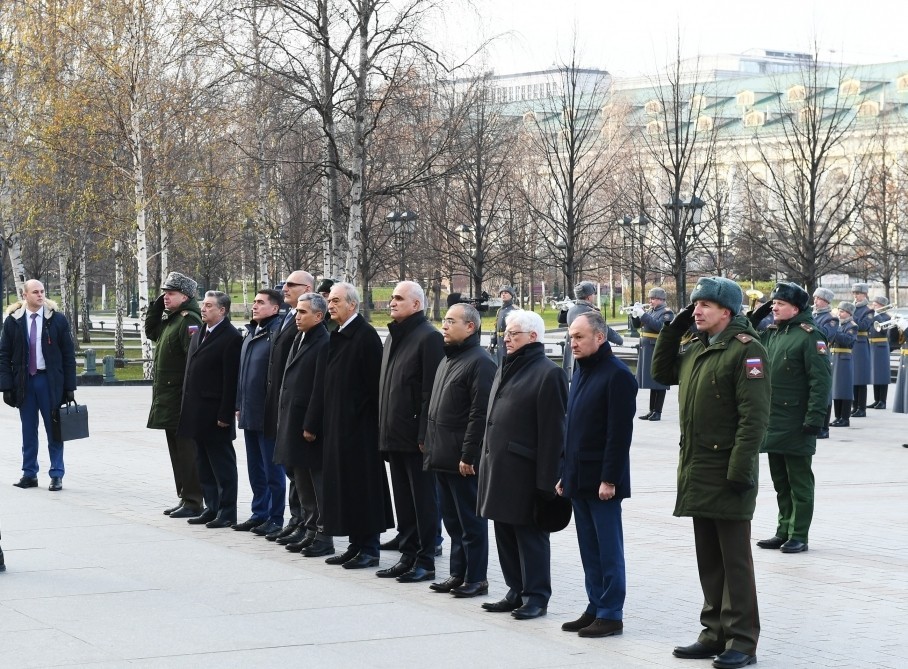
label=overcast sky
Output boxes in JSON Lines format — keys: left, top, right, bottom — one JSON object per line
{"left": 441, "top": 0, "right": 906, "bottom": 76}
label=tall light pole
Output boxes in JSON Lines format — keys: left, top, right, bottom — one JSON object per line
{"left": 387, "top": 210, "right": 418, "bottom": 282}
{"left": 619, "top": 214, "right": 649, "bottom": 336}
{"left": 663, "top": 195, "right": 705, "bottom": 305}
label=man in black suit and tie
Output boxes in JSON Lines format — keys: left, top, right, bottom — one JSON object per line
{"left": 274, "top": 293, "right": 333, "bottom": 557}
{"left": 179, "top": 291, "right": 242, "bottom": 528}
{"left": 263, "top": 271, "right": 315, "bottom": 543}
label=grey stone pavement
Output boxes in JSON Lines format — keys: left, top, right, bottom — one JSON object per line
{"left": 1, "top": 385, "right": 906, "bottom": 668}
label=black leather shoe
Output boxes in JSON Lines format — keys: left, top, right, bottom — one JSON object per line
{"left": 325, "top": 547, "right": 358, "bottom": 565}
{"left": 341, "top": 552, "right": 379, "bottom": 569}
{"left": 187, "top": 510, "right": 217, "bottom": 525}
{"left": 252, "top": 521, "right": 282, "bottom": 536}
{"left": 561, "top": 612, "right": 596, "bottom": 631}
{"left": 170, "top": 505, "right": 203, "bottom": 519}
{"left": 233, "top": 518, "right": 267, "bottom": 532}
{"left": 712, "top": 649, "right": 757, "bottom": 668}
{"left": 0, "top": 545, "right": 5, "bottom": 572}
{"left": 164, "top": 503, "right": 183, "bottom": 515}
{"left": 482, "top": 598, "right": 521, "bottom": 613}
{"left": 451, "top": 580, "right": 488, "bottom": 598}
{"left": 756, "top": 536, "right": 786, "bottom": 549}
{"left": 13, "top": 476, "right": 38, "bottom": 489}
{"left": 780, "top": 539, "right": 808, "bottom": 553}
{"left": 873, "top": 401, "right": 886, "bottom": 410}
{"left": 673, "top": 641, "right": 724, "bottom": 659}
{"left": 816, "top": 429, "right": 829, "bottom": 439}
{"left": 511, "top": 604, "right": 547, "bottom": 620}
{"left": 830, "top": 418, "right": 850, "bottom": 427}
{"left": 376, "top": 558, "right": 415, "bottom": 578}
{"left": 205, "top": 516, "right": 236, "bottom": 529}
{"left": 850, "top": 408, "right": 866, "bottom": 417}
{"left": 276, "top": 527, "right": 307, "bottom": 545}
{"left": 578, "top": 618, "right": 623, "bottom": 637}
{"left": 302, "top": 540, "right": 335, "bottom": 557}
{"left": 48, "top": 477, "right": 63, "bottom": 491}
{"left": 638, "top": 412, "right": 653, "bottom": 421}
{"left": 285, "top": 534, "right": 316, "bottom": 553}
{"left": 648, "top": 412, "right": 661, "bottom": 421}
{"left": 429, "top": 575, "right": 464, "bottom": 593}
{"left": 396, "top": 567, "right": 435, "bottom": 583}
{"left": 868, "top": 400, "right": 882, "bottom": 409}
{"left": 379, "top": 535, "right": 401, "bottom": 550}
{"left": 269, "top": 523, "right": 299, "bottom": 542}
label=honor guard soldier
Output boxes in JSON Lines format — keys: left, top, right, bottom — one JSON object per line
{"left": 849, "top": 283, "right": 874, "bottom": 417}
{"left": 631, "top": 287, "right": 674, "bottom": 421}
{"left": 830, "top": 302, "right": 858, "bottom": 427}
{"left": 488, "top": 287, "right": 517, "bottom": 366}
{"left": 868, "top": 296, "right": 892, "bottom": 409}
{"left": 811, "top": 288, "right": 838, "bottom": 438}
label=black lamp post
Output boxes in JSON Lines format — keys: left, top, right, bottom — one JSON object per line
{"left": 663, "top": 195, "right": 705, "bottom": 305}
{"left": 619, "top": 215, "right": 649, "bottom": 336}
{"left": 387, "top": 210, "right": 419, "bottom": 282}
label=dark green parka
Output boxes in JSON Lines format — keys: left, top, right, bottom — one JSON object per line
{"left": 757, "top": 309, "right": 832, "bottom": 456}
{"left": 145, "top": 293, "right": 202, "bottom": 429}
{"left": 652, "top": 316, "right": 771, "bottom": 521}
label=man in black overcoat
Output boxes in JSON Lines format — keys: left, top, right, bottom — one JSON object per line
{"left": 263, "top": 270, "right": 314, "bottom": 543}
{"left": 477, "top": 309, "right": 568, "bottom": 620}
{"left": 273, "top": 293, "right": 333, "bottom": 557}
{"left": 178, "top": 291, "right": 242, "bottom": 528}
{"left": 320, "top": 282, "right": 394, "bottom": 569}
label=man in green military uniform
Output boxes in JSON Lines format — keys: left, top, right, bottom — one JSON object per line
{"left": 652, "top": 277, "right": 770, "bottom": 669}
{"left": 146, "top": 272, "right": 204, "bottom": 518}
{"left": 748, "top": 282, "right": 831, "bottom": 554}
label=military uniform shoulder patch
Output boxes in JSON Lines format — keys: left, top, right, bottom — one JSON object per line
{"left": 800, "top": 323, "right": 814, "bottom": 333}
{"left": 745, "top": 357, "right": 765, "bottom": 379}
{"left": 735, "top": 333, "right": 753, "bottom": 344}
{"left": 816, "top": 341, "right": 828, "bottom": 355}
{"left": 187, "top": 324, "right": 199, "bottom": 336}
{"left": 181, "top": 310, "right": 190, "bottom": 317}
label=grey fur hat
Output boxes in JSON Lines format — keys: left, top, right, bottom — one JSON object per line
{"left": 573, "top": 281, "right": 597, "bottom": 299}
{"left": 837, "top": 301, "right": 855, "bottom": 315}
{"left": 871, "top": 295, "right": 889, "bottom": 307}
{"left": 851, "top": 283, "right": 869, "bottom": 294}
{"left": 813, "top": 287, "right": 835, "bottom": 303}
{"left": 499, "top": 286, "right": 516, "bottom": 298}
{"left": 649, "top": 287, "right": 667, "bottom": 300}
{"left": 161, "top": 272, "right": 198, "bottom": 298}
{"left": 690, "top": 277, "right": 743, "bottom": 314}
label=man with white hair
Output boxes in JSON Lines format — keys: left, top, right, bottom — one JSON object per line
{"left": 376, "top": 281, "right": 445, "bottom": 583}
{"left": 477, "top": 309, "right": 568, "bottom": 620}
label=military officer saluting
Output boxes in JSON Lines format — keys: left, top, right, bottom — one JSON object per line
{"left": 631, "top": 287, "right": 674, "bottom": 421}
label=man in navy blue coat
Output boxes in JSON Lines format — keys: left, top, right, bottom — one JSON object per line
{"left": 557, "top": 311, "right": 637, "bottom": 638}
{"left": 0, "top": 280, "right": 77, "bottom": 491}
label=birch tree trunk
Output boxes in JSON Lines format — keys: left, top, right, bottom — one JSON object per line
{"left": 131, "top": 104, "right": 153, "bottom": 379}
{"left": 114, "top": 241, "right": 125, "bottom": 359}
{"left": 344, "top": 15, "right": 371, "bottom": 283}
{"left": 79, "top": 255, "right": 90, "bottom": 343}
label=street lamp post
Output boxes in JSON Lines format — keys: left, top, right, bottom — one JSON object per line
{"left": 663, "top": 195, "right": 705, "bottom": 306}
{"left": 619, "top": 215, "right": 649, "bottom": 337}
{"left": 387, "top": 210, "right": 419, "bottom": 282}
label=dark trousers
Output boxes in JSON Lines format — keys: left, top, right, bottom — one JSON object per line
{"left": 692, "top": 517, "right": 760, "bottom": 655}
{"left": 493, "top": 520, "right": 551, "bottom": 608}
{"left": 572, "top": 497, "right": 625, "bottom": 620}
{"left": 872, "top": 384, "right": 889, "bottom": 403}
{"left": 852, "top": 384, "right": 867, "bottom": 410}
{"left": 164, "top": 429, "right": 203, "bottom": 508}
{"left": 767, "top": 453, "right": 814, "bottom": 542}
{"left": 388, "top": 451, "right": 438, "bottom": 569}
{"left": 649, "top": 389, "right": 667, "bottom": 413}
{"left": 19, "top": 372, "right": 64, "bottom": 479}
{"left": 242, "top": 429, "right": 286, "bottom": 524}
{"left": 436, "top": 471, "right": 488, "bottom": 582}
{"left": 292, "top": 465, "right": 332, "bottom": 543}
{"left": 348, "top": 533, "right": 379, "bottom": 557}
{"left": 195, "top": 430, "right": 238, "bottom": 521}
{"left": 288, "top": 477, "right": 302, "bottom": 524}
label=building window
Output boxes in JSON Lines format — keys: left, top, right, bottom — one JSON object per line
{"left": 647, "top": 119, "right": 664, "bottom": 135}
{"left": 798, "top": 107, "right": 816, "bottom": 124}
{"left": 697, "top": 115, "right": 714, "bottom": 132}
{"left": 737, "top": 90, "right": 755, "bottom": 107}
{"left": 743, "top": 110, "right": 765, "bottom": 127}
{"left": 857, "top": 100, "right": 880, "bottom": 118}
{"left": 644, "top": 99, "right": 662, "bottom": 115}
{"left": 787, "top": 85, "right": 807, "bottom": 103}
{"left": 897, "top": 74, "right": 908, "bottom": 92}
{"left": 840, "top": 78, "right": 861, "bottom": 96}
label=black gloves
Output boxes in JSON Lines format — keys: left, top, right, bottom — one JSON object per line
{"left": 802, "top": 423, "right": 822, "bottom": 436}
{"left": 668, "top": 303, "right": 695, "bottom": 332}
{"left": 62, "top": 390, "right": 75, "bottom": 404}
{"left": 748, "top": 302, "right": 772, "bottom": 328}
{"left": 728, "top": 478, "right": 755, "bottom": 494}
{"left": 3, "top": 390, "right": 16, "bottom": 407}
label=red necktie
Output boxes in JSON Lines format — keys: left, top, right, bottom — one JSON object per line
{"left": 29, "top": 313, "right": 38, "bottom": 376}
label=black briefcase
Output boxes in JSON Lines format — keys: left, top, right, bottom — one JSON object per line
{"left": 52, "top": 402, "right": 90, "bottom": 442}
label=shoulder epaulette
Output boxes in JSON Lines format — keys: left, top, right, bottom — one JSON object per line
{"left": 735, "top": 333, "right": 753, "bottom": 344}
{"left": 180, "top": 310, "right": 190, "bottom": 317}
{"left": 800, "top": 323, "right": 814, "bottom": 333}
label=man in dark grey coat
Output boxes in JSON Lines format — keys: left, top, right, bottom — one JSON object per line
{"left": 377, "top": 281, "right": 444, "bottom": 583}
{"left": 423, "top": 302, "right": 495, "bottom": 597}
{"left": 488, "top": 286, "right": 517, "bottom": 365}
{"left": 234, "top": 288, "right": 285, "bottom": 535}
{"left": 477, "top": 309, "right": 568, "bottom": 620}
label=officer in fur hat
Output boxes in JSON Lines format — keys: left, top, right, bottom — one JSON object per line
{"left": 868, "top": 296, "right": 893, "bottom": 409}
{"left": 811, "top": 287, "right": 838, "bottom": 437}
{"left": 849, "top": 283, "right": 874, "bottom": 416}
{"left": 488, "top": 286, "right": 517, "bottom": 366}
{"left": 829, "top": 301, "right": 858, "bottom": 426}
{"left": 561, "top": 281, "right": 622, "bottom": 377}
{"left": 652, "top": 277, "right": 769, "bottom": 669}
{"left": 631, "top": 287, "right": 674, "bottom": 421}
{"left": 749, "top": 282, "right": 831, "bottom": 556}
{"left": 146, "top": 271, "right": 204, "bottom": 517}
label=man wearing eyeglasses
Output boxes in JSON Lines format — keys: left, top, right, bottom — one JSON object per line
{"left": 263, "top": 271, "right": 314, "bottom": 544}
{"left": 477, "top": 310, "right": 568, "bottom": 620}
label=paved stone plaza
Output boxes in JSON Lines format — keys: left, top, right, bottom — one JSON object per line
{"left": 1, "top": 384, "right": 906, "bottom": 668}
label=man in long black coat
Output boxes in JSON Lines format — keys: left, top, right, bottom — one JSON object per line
{"left": 477, "top": 309, "right": 568, "bottom": 620}
{"left": 320, "top": 282, "right": 394, "bottom": 569}
{"left": 263, "top": 270, "right": 314, "bottom": 542}
{"left": 273, "top": 293, "right": 333, "bottom": 557}
{"left": 178, "top": 291, "right": 242, "bottom": 528}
